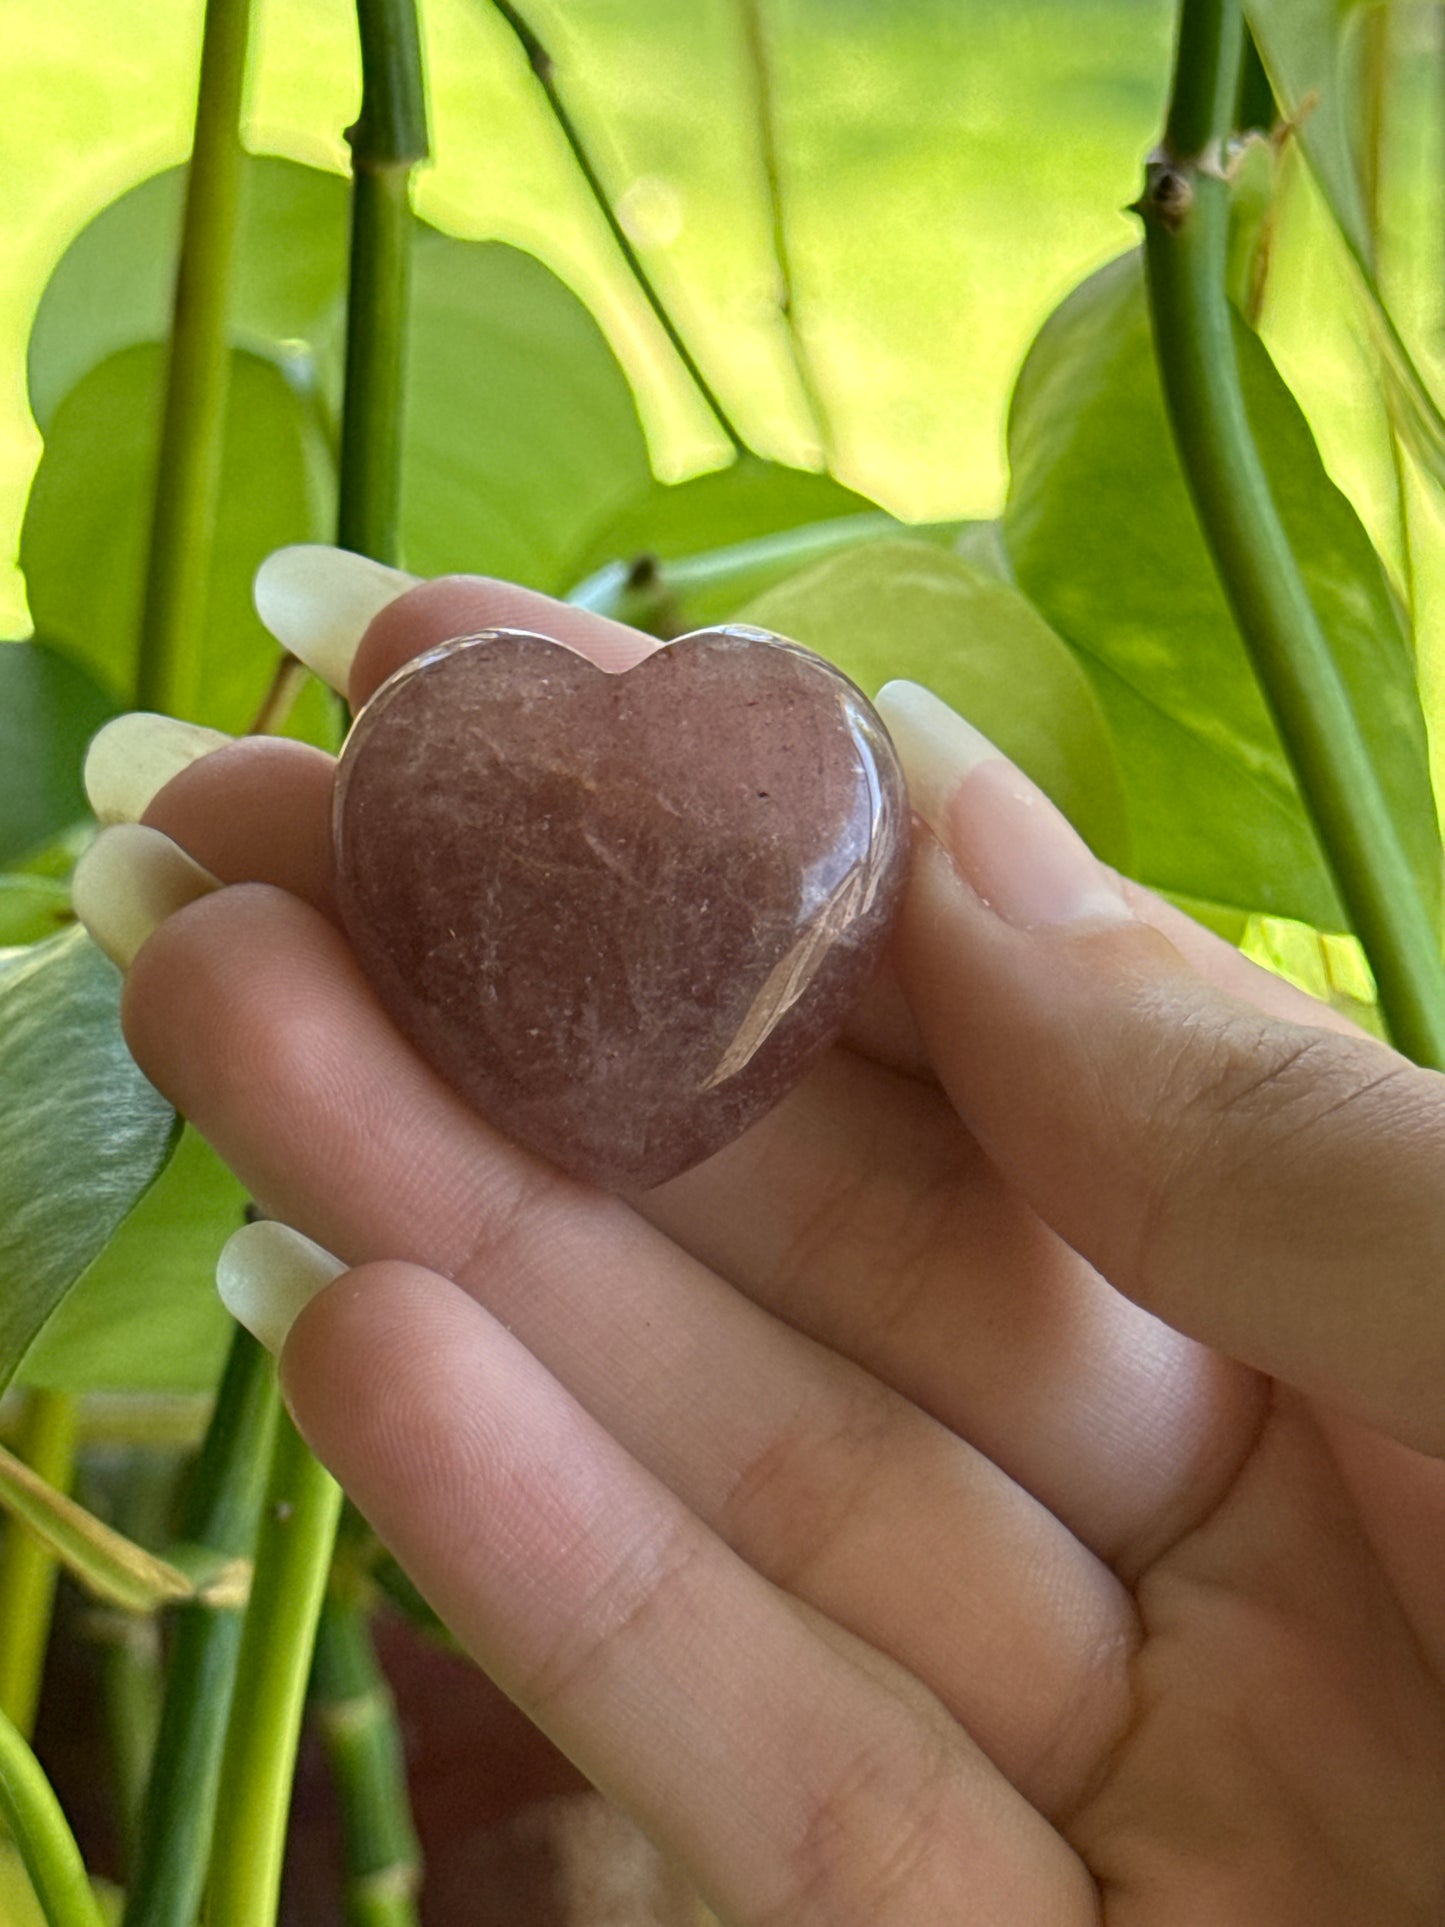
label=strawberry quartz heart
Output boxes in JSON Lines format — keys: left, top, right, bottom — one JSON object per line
{"left": 332, "top": 625, "right": 909, "bottom": 1190}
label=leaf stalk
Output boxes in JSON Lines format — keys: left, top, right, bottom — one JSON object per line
{"left": 134, "top": 0, "right": 253, "bottom": 717}
{"left": 0, "top": 1705, "right": 107, "bottom": 1927}
{"left": 0, "top": 1392, "right": 76, "bottom": 1739}
{"left": 122, "top": 1325, "right": 278, "bottom": 1927}
{"left": 312, "top": 1591, "right": 421, "bottom": 1927}
{"left": 203, "top": 1414, "right": 344, "bottom": 1927}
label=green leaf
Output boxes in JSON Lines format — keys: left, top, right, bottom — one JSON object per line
{"left": 27, "top": 154, "right": 350, "bottom": 433}
{"left": 568, "top": 458, "right": 968, "bottom": 633}
{"left": 1163, "top": 894, "right": 1251, "bottom": 946}
{"left": 738, "top": 537, "right": 1131, "bottom": 866}
{"left": 1246, "top": 0, "right": 1373, "bottom": 261}
{"left": 20, "top": 1128, "right": 242, "bottom": 1396}
{"left": 12, "top": 825, "right": 93, "bottom": 885}
{"left": 385, "top": 234, "right": 655, "bottom": 590}
{"left": 1003, "top": 249, "right": 1437, "bottom": 928}
{"left": 1241, "top": 914, "right": 1383, "bottom": 1034}
{"left": 565, "top": 459, "right": 941, "bottom": 631}
{"left": 1246, "top": 0, "right": 1445, "bottom": 489}
{"left": 1225, "top": 132, "right": 1284, "bottom": 321}
{"left": 951, "top": 520, "right": 1014, "bottom": 584}
{"left": 20, "top": 344, "right": 334, "bottom": 729}
{"left": 0, "top": 879, "right": 74, "bottom": 949}
{"left": 29, "top": 173, "right": 654, "bottom": 608}
{"left": 569, "top": 459, "right": 879, "bottom": 574}
{"left": 571, "top": 516, "right": 963, "bottom": 637}
{"left": 0, "top": 639, "right": 117, "bottom": 865}
{"left": 0, "top": 928, "right": 175, "bottom": 1398}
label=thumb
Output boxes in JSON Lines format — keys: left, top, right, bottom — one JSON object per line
{"left": 875, "top": 682, "right": 1445, "bottom": 1458}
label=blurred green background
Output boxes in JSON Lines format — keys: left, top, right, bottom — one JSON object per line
{"left": 2, "top": 0, "right": 1183, "bottom": 633}
{"left": 7, "top": 0, "right": 1440, "bottom": 654}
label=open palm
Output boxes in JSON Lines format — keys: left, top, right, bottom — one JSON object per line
{"left": 96, "top": 572, "right": 1445, "bottom": 1923}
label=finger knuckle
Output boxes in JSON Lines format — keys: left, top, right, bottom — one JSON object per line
{"left": 761, "top": 1725, "right": 962, "bottom": 1926}
{"left": 718, "top": 1375, "right": 903, "bottom": 1592}
{"left": 1131, "top": 1021, "right": 1366, "bottom": 1282}
{"left": 516, "top": 1516, "right": 705, "bottom": 1716}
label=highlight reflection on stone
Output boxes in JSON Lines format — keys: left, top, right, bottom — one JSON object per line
{"left": 333, "top": 625, "right": 909, "bottom": 1190}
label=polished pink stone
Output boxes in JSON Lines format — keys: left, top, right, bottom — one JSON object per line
{"left": 332, "top": 625, "right": 908, "bottom": 1190}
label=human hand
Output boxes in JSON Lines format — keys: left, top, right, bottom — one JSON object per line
{"left": 75, "top": 559, "right": 1445, "bottom": 1923}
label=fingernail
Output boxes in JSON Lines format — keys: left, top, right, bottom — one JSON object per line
{"left": 84, "top": 713, "right": 232, "bottom": 825}
{"left": 253, "top": 544, "right": 418, "bottom": 693}
{"left": 217, "top": 1221, "right": 347, "bottom": 1354}
{"left": 875, "top": 681, "right": 1133, "bottom": 927}
{"left": 70, "top": 824, "right": 221, "bottom": 971}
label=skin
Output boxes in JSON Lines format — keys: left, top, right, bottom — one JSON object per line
{"left": 125, "top": 580, "right": 1445, "bottom": 1924}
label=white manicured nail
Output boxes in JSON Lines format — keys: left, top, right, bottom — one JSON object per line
{"left": 875, "top": 680, "right": 1006, "bottom": 832}
{"left": 84, "top": 713, "right": 232, "bottom": 825}
{"left": 217, "top": 1221, "right": 347, "bottom": 1355}
{"left": 70, "top": 824, "right": 222, "bottom": 971}
{"left": 253, "top": 545, "right": 418, "bottom": 694}
{"left": 875, "top": 680, "right": 1133, "bottom": 928}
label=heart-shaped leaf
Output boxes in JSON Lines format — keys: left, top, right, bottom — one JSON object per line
{"left": 363, "top": 234, "right": 655, "bottom": 590}
{"left": 1003, "top": 249, "right": 1437, "bottom": 929}
{"left": 31, "top": 170, "right": 658, "bottom": 601}
{"left": 20, "top": 344, "right": 335, "bottom": 730}
{"left": 738, "top": 537, "right": 1131, "bottom": 867}
{"left": 0, "top": 639, "right": 117, "bottom": 865}
{"left": 27, "top": 154, "right": 350, "bottom": 433}
{"left": 0, "top": 928, "right": 176, "bottom": 1398}
{"left": 20, "top": 1127, "right": 242, "bottom": 1395}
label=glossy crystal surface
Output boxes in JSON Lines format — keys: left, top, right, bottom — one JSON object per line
{"left": 333, "top": 625, "right": 908, "bottom": 1190}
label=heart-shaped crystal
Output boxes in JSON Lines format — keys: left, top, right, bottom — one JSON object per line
{"left": 333, "top": 625, "right": 908, "bottom": 1189}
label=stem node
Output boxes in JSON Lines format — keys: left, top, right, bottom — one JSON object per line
{"left": 1138, "top": 158, "right": 1195, "bottom": 230}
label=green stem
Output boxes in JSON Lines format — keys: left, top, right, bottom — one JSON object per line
{"left": 122, "top": 1326, "right": 279, "bottom": 1927}
{"left": 95, "top": 1450, "right": 173, "bottom": 1869}
{"left": 100, "top": 1614, "right": 162, "bottom": 1868}
{"left": 337, "top": 164, "right": 415, "bottom": 564}
{"left": 205, "top": 1414, "right": 343, "bottom": 1927}
{"left": 0, "top": 1392, "right": 77, "bottom": 1739}
{"left": 737, "top": 0, "right": 830, "bottom": 463}
{"left": 0, "top": 1707, "right": 106, "bottom": 1927}
{"left": 339, "top": 0, "right": 429, "bottom": 564}
{"left": 312, "top": 1595, "right": 421, "bottom": 1927}
{"left": 567, "top": 511, "right": 956, "bottom": 633}
{"left": 134, "top": 0, "right": 252, "bottom": 717}
{"left": 189, "top": 17, "right": 427, "bottom": 1914}
{"left": 1140, "top": 0, "right": 1445, "bottom": 1067}
{"left": 490, "top": 0, "right": 745, "bottom": 453}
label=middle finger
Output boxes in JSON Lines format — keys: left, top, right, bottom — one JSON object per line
{"left": 122, "top": 876, "right": 1136, "bottom": 1816}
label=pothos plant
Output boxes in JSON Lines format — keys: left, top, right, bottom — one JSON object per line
{"left": 0, "top": 0, "right": 1440, "bottom": 1921}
